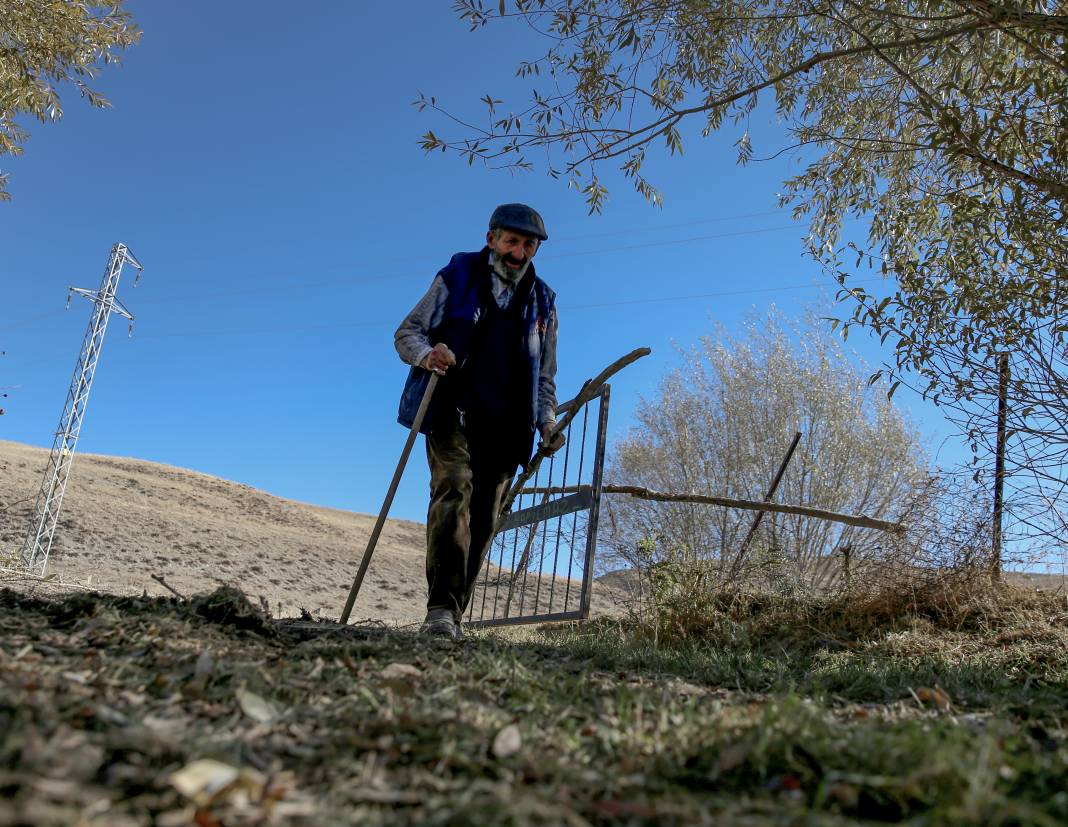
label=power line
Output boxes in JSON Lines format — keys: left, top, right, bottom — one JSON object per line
{"left": 541, "top": 223, "right": 811, "bottom": 259}
{"left": 127, "top": 275, "right": 883, "bottom": 341}
{"left": 103, "top": 219, "right": 829, "bottom": 310}
{"left": 2, "top": 215, "right": 863, "bottom": 334}
{"left": 550, "top": 208, "right": 787, "bottom": 241}
{"left": 4, "top": 211, "right": 823, "bottom": 324}
{"left": 0, "top": 309, "right": 68, "bottom": 334}
{"left": 573, "top": 279, "right": 852, "bottom": 310}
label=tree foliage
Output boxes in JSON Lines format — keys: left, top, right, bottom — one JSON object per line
{"left": 0, "top": 0, "right": 139, "bottom": 200}
{"left": 603, "top": 310, "right": 929, "bottom": 592}
{"left": 423, "top": 0, "right": 1067, "bottom": 547}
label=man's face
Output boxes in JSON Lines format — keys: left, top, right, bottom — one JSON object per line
{"left": 487, "top": 229, "right": 540, "bottom": 274}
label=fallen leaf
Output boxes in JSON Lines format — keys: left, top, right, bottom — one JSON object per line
{"left": 715, "top": 743, "right": 752, "bottom": 774}
{"left": 272, "top": 799, "right": 319, "bottom": 817}
{"left": 198, "top": 702, "right": 230, "bottom": 719}
{"left": 379, "top": 662, "right": 422, "bottom": 681}
{"left": 156, "top": 808, "right": 197, "bottom": 827}
{"left": 121, "top": 690, "right": 148, "bottom": 707}
{"left": 377, "top": 663, "right": 423, "bottom": 696}
{"left": 193, "top": 810, "right": 222, "bottom": 827}
{"left": 492, "top": 724, "right": 522, "bottom": 758}
{"left": 915, "top": 686, "right": 952, "bottom": 712}
{"left": 141, "top": 714, "right": 186, "bottom": 734}
{"left": 170, "top": 759, "right": 266, "bottom": 808}
{"left": 194, "top": 650, "right": 214, "bottom": 680}
{"left": 94, "top": 705, "right": 128, "bottom": 725}
{"left": 263, "top": 771, "right": 297, "bottom": 802}
{"left": 236, "top": 687, "right": 279, "bottom": 723}
{"left": 169, "top": 759, "right": 240, "bottom": 805}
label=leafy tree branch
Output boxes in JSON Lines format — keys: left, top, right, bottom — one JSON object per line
{"left": 0, "top": 0, "right": 140, "bottom": 201}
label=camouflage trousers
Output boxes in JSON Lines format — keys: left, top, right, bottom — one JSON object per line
{"left": 425, "top": 422, "right": 516, "bottom": 620}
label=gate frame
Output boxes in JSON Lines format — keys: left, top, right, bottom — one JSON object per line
{"left": 466, "top": 384, "right": 611, "bottom": 629}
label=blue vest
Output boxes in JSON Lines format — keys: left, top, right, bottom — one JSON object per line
{"left": 398, "top": 249, "right": 556, "bottom": 435}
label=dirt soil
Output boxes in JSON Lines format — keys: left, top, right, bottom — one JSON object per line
{"left": 0, "top": 440, "right": 628, "bottom": 625}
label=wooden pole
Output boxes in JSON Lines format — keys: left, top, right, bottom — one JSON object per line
{"left": 736, "top": 431, "right": 803, "bottom": 560}
{"left": 339, "top": 372, "right": 439, "bottom": 625}
{"left": 991, "top": 352, "right": 1010, "bottom": 584}
{"left": 521, "top": 484, "right": 906, "bottom": 534}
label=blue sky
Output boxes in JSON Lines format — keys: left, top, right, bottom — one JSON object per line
{"left": 1, "top": 1, "right": 958, "bottom": 525}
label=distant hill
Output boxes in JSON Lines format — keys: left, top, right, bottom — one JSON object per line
{"left": 0, "top": 440, "right": 628, "bottom": 624}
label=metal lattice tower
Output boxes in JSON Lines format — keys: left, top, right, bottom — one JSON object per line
{"left": 22, "top": 243, "right": 145, "bottom": 574}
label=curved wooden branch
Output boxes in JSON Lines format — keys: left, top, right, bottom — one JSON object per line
{"left": 521, "top": 484, "right": 906, "bottom": 535}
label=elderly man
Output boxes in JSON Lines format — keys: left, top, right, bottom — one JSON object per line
{"left": 394, "top": 203, "right": 563, "bottom": 640}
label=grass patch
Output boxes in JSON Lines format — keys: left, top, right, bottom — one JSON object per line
{"left": 0, "top": 584, "right": 1065, "bottom": 825}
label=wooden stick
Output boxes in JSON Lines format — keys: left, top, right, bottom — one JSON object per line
{"left": 520, "top": 484, "right": 906, "bottom": 534}
{"left": 340, "top": 372, "right": 439, "bottom": 625}
{"left": 0, "top": 495, "right": 34, "bottom": 514}
{"left": 991, "top": 352, "right": 1009, "bottom": 583}
{"left": 499, "top": 347, "right": 651, "bottom": 519}
{"left": 151, "top": 573, "right": 187, "bottom": 600}
{"left": 734, "top": 431, "right": 803, "bottom": 566}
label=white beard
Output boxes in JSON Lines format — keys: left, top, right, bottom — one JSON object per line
{"left": 490, "top": 251, "right": 531, "bottom": 284}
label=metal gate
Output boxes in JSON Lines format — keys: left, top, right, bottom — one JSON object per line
{"left": 465, "top": 385, "right": 610, "bottom": 628}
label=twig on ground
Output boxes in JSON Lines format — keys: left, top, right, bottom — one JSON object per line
{"left": 0, "top": 566, "right": 98, "bottom": 593}
{"left": 150, "top": 574, "right": 187, "bottom": 600}
{"left": 0, "top": 495, "right": 34, "bottom": 514}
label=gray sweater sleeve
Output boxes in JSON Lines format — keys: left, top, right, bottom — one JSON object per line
{"left": 394, "top": 276, "right": 448, "bottom": 368}
{"left": 537, "top": 305, "right": 559, "bottom": 431}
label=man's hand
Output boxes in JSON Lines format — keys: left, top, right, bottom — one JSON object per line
{"left": 540, "top": 424, "right": 565, "bottom": 455}
{"left": 422, "top": 343, "right": 456, "bottom": 374}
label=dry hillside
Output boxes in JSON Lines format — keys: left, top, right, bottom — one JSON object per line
{"left": 0, "top": 439, "right": 627, "bottom": 625}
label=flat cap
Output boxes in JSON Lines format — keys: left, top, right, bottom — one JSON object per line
{"left": 489, "top": 203, "right": 548, "bottom": 241}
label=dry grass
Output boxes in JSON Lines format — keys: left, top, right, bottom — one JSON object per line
{"left": 0, "top": 439, "right": 629, "bottom": 624}
{"left": 608, "top": 552, "right": 1067, "bottom": 649}
{"left": 2, "top": 582, "right": 1066, "bottom": 825}
{"left": 3, "top": 440, "right": 1066, "bottom": 823}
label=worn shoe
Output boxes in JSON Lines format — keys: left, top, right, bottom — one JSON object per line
{"left": 420, "top": 608, "right": 463, "bottom": 641}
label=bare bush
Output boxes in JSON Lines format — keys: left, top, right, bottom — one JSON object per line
{"left": 602, "top": 309, "right": 929, "bottom": 594}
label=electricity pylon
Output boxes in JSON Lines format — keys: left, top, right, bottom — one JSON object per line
{"left": 22, "top": 243, "right": 145, "bottom": 575}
